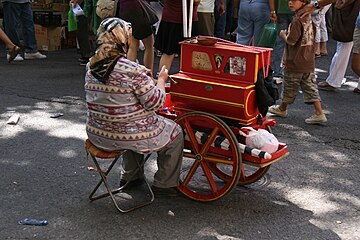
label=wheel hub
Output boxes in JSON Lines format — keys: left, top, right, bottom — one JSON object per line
{"left": 195, "top": 154, "right": 203, "bottom": 161}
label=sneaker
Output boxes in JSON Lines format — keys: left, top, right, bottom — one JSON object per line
{"left": 353, "top": 88, "right": 360, "bottom": 94}
{"left": 7, "top": 53, "right": 23, "bottom": 62}
{"left": 151, "top": 186, "right": 179, "bottom": 197}
{"left": 7, "top": 46, "right": 21, "bottom": 63}
{"left": 268, "top": 105, "right": 288, "bottom": 118}
{"left": 273, "top": 76, "right": 283, "bottom": 84}
{"left": 24, "top": 51, "right": 47, "bottom": 60}
{"left": 305, "top": 113, "right": 327, "bottom": 125}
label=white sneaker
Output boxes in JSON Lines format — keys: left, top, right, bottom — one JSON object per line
{"left": 24, "top": 51, "right": 47, "bottom": 60}
{"left": 273, "top": 76, "right": 283, "bottom": 84}
{"left": 6, "top": 54, "right": 24, "bottom": 61}
{"left": 305, "top": 114, "right": 327, "bottom": 125}
{"left": 268, "top": 105, "right": 288, "bottom": 118}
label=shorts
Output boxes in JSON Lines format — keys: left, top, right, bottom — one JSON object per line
{"left": 119, "top": 8, "right": 153, "bottom": 40}
{"left": 282, "top": 72, "right": 321, "bottom": 104}
{"left": 197, "top": 12, "right": 215, "bottom": 36}
{"left": 353, "top": 27, "right": 360, "bottom": 54}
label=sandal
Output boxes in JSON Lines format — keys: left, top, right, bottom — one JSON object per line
{"left": 8, "top": 45, "right": 21, "bottom": 63}
{"left": 318, "top": 81, "right": 337, "bottom": 91}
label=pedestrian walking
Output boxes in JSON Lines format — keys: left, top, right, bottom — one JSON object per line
{"left": 269, "top": 0, "right": 327, "bottom": 124}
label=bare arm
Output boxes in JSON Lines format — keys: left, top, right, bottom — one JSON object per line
{"left": 217, "top": 0, "right": 226, "bottom": 15}
{"left": 269, "top": 0, "right": 277, "bottom": 22}
{"left": 156, "top": 65, "right": 168, "bottom": 92}
{"left": 297, "top": 0, "right": 335, "bottom": 18}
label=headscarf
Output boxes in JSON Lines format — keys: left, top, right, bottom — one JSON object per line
{"left": 90, "top": 18, "right": 132, "bottom": 83}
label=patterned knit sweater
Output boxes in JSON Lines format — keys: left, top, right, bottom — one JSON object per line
{"left": 85, "top": 57, "right": 181, "bottom": 153}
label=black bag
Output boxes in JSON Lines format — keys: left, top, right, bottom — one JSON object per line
{"left": 138, "top": 0, "right": 159, "bottom": 26}
{"left": 331, "top": 0, "right": 360, "bottom": 42}
{"left": 255, "top": 68, "right": 279, "bottom": 117}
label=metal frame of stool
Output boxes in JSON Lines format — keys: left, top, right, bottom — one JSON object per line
{"left": 85, "top": 140, "right": 154, "bottom": 213}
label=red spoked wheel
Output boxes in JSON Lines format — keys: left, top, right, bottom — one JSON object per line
{"left": 175, "top": 112, "right": 242, "bottom": 202}
{"left": 209, "top": 127, "right": 272, "bottom": 186}
{"left": 238, "top": 165, "right": 270, "bottom": 185}
{"left": 209, "top": 161, "right": 270, "bottom": 186}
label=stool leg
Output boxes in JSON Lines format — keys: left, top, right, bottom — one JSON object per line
{"left": 89, "top": 154, "right": 121, "bottom": 201}
{"left": 88, "top": 152, "right": 154, "bottom": 213}
{"left": 120, "top": 154, "right": 154, "bottom": 212}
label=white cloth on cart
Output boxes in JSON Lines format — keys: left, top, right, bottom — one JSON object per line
{"left": 184, "top": 129, "right": 272, "bottom": 159}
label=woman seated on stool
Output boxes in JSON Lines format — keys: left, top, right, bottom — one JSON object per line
{"left": 85, "top": 18, "right": 183, "bottom": 196}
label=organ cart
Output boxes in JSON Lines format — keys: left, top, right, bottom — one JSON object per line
{"left": 158, "top": 37, "right": 289, "bottom": 202}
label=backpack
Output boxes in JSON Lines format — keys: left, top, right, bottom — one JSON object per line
{"left": 96, "top": 0, "right": 119, "bottom": 20}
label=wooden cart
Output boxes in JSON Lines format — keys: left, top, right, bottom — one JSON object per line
{"left": 158, "top": 37, "right": 289, "bottom": 202}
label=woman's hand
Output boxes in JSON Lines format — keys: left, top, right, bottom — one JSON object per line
{"left": 270, "top": 11, "right": 277, "bottom": 22}
{"left": 156, "top": 65, "right": 168, "bottom": 91}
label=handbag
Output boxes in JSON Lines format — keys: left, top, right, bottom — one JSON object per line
{"left": 68, "top": 8, "right": 77, "bottom": 32}
{"left": 96, "top": 0, "right": 119, "bottom": 20}
{"left": 256, "top": 22, "right": 277, "bottom": 48}
{"left": 138, "top": 0, "right": 159, "bottom": 26}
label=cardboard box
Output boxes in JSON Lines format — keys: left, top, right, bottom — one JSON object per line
{"left": 35, "top": 24, "right": 62, "bottom": 51}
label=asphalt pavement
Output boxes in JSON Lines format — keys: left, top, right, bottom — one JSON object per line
{"left": 0, "top": 39, "right": 359, "bottom": 240}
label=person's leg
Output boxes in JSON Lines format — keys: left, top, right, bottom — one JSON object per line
{"left": 214, "top": 0, "right": 227, "bottom": 39}
{"left": 20, "top": 3, "right": 38, "bottom": 52}
{"left": 153, "top": 132, "right": 184, "bottom": 188}
{"left": 2, "top": 2, "right": 21, "bottom": 47}
{"left": 76, "top": 15, "right": 92, "bottom": 61}
{"left": 141, "top": 34, "right": 155, "bottom": 73}
{"left": 236, "top": 2, "right": 253, "bottom": 45}
{"left": 252, "top": 2, "right": 270, "bottom": 46}
{"left": 312, "top": 12, "right": 321, "bottom": 56}
{"left": 352, "top": 53, "right": 360, "bottom": 76}
{"left": 158, "top": 53, "right": 175, "bottom": 74}
{"left": 313, "top": 101, "right": 324, "bottom": 115}
{"left": 197, "top": 12, "right": 215, "bottom": 36}
{"left": 351, "top": 27, "right": 360, "bottom": 77}
{"left": 0, "top": 28, "right": 16, "bottom": 50}
{"left": 300, "top": 73, "right": 327, "bottom": 123}
{"left": 319, "top": 6, "right": 330, "bottom": 55}
{"left": 272, "top": 14, "right": 291, "bottom": 78}
{"left": 121, "top": 150, "right": 145, "bottom": 181}
{"left": 323, "top": 41, "right": 353, "bottom": 88}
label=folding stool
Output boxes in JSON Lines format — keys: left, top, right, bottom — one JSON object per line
{"left": 85, "top": 139, "right": 154, "bottom": 213}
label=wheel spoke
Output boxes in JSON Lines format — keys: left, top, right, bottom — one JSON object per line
{"left": 182, "top": 160, "right": 200, "bottom": 186}
{"left": 240, "top": 165, "right": 246, "bottom": 182}
{"left": 183, "top": 118, "right": 200, "bottom": 154}
{"left": 203, "top": 155, "right": 234, "bottom": 165}
{"left": 200, "top": 127, "right": 220, "bottom": 156}
{"left": 200, "top": 162, "right": 218, "bottom": 194}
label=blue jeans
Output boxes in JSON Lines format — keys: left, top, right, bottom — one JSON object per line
{"left": 214, "top": 0, "right": 230, "bottom": 39}
{"left": 3, "top": 2, "right": 38, "bottom": 52}
{"left": 236, "top": 1, "right": 270, "bottom": 46}
{"left": 272, "top": 14, "right": 293, "bottom": 77}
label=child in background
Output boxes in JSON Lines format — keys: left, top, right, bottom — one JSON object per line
{"left": 268, "top": 0, "right": 327, "bottom": 124}
{"left": 311, "top": 4, "right": 331, "bottom": 57}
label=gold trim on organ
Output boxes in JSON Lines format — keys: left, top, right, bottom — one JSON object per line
{"left": 170, "top": 75, "right": 255, "bottom": 89}
{"left": 171, "top": 92, "right": 244, "bottom": 108}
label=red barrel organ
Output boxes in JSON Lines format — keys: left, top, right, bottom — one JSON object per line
{"left": 158, "top": 37, "right": 288, "bottom": 202}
